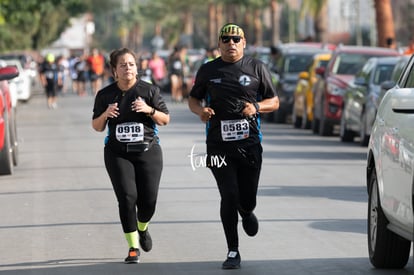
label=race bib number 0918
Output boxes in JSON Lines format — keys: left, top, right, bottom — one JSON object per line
{"left": 116, "top": 122, "right": 144, "bottom": 142}
{"left": 220, "top": 119, "right": 249, "bottom": 141}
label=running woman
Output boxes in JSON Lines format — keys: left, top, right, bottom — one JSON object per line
{"left": 188, "top": 23, "right": 279, "bottom": 269}
{"left": 92, "top": 48, "right": 170, "bottom": 263}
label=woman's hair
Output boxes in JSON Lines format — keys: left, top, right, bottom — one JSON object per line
{"left": 109, "top": 48, "right": 137, "bottom": 69}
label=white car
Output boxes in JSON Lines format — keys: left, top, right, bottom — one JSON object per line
{"left": 3, "top": 59, "right": 32, "bottom": 102}
{"left": 367, "top": 55, "right": 414, "bottom": 269}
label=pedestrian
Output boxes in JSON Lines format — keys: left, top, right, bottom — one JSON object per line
{"left": 74, "top": 54, "right": 89, "bottom": 96}
{"left": 39, "top": 53, "right": 62, "bottom": 109}
{"left": 87, "top": 48, "right": 105, "bottom": 95}
{"left": 188, "top": 23, "right": 279, "bottom": 270}
{"left": 148, "top": 50, "right": 167, "bottom": 91}
{"left": 68, "top": 55, "right": 80, "bottom": 94}
{"left": 92, "top": 47, "right": 170, "bottom": 264}
{"left": 138, "top": 54, "right": 154, "bottom": 84}
{"left": 168, "top": 45, "right": 186, "bottom": 102}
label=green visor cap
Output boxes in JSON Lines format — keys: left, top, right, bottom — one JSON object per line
{"left": 219, "top": 23, "right": 245, "bottom": 38}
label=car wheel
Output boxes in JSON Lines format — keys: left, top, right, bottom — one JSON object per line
{"left": 340, "top": 110, "right": 354, "bottom": 142}
{"left": 367, "top": 169, "right": 411, "bottom": 268}
{"left": 9, "top": 107, "right": 18, "bottom": 166}
{"left": 359, "top": 112, "right": 369, "bottom": 146}
{"left": 0, "top": 110, "right": 14, "bottom": 175}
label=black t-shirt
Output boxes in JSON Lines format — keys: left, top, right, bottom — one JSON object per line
{"left": 190, "top": 55, "right": 277, "bottom": 148}
{"left": 40, "top": 61, "right": 59, "bottom": 86}
{"left": 92, "top": 80, "right": 169, "bottom": 149}
{"left": 169, "top": 55, "right": 184, "bottom": 77}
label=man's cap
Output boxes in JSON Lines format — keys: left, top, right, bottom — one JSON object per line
{"left": 46, "top": 53, "right": 55, "bottom": 63}
{"left": 219, "top": 23, "right": 244, "bottom": 38}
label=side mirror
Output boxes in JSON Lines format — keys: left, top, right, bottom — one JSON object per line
{"left": 380, "top": 80, "right": 395, "bottom": 91}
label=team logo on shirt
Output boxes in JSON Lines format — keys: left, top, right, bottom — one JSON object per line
{"left": 210, "top": 78, "right": 221, "bottom": 84}
{"left": 239, "top": 75, "right": 251, "bottom": 86}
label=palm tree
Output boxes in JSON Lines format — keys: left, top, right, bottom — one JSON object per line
{"left": 299, "top": 0, "right": 328, "bottom": 42}
{"left": 270, "top": 0, "right": 281, "bottom": 46}
{"left": 374, "top": 0, "right": 396, "bottom": 48}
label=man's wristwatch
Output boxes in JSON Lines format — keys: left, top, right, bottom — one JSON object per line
{"left": 253, "top": 102, "right": 260, "bottom": 112}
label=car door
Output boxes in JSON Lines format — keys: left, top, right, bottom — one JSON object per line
{"left": 379, "top": 58, "right": 414, "bottom": 230}
{"left": 347, "top": 60, "right": 373, "bottom": 131}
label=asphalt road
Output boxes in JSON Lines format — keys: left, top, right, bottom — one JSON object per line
{"left": 0, "top": 89, "right": 412, "bottom": 275}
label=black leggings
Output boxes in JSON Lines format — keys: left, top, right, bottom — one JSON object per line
{"left": 208, "top": 143, "right": 262, "bottom": 251}
{"left": 104, "top": 143, "right": 163, "bottom": 233}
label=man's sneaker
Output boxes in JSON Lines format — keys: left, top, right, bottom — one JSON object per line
{"left": 242, "top": 213, "right": 258, "bottom": 236}
{"left": 222, "top": 251, "right": 241, "bottom": 269}
{"left": 138, "top": 229, "right": 152, "bottom": 252}
{"left": 124, "top": 247, "right": 140, "bottom": 264}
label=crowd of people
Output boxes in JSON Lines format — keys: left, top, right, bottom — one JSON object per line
{"left": 37, "top": 48, "right": 108, "bottom": 108}
{"left": 38, "top": 45, "right": 221, "bottom": 108}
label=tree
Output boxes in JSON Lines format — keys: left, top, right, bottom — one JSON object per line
{"left": 299, "top": 0, "right": 328, "bottom": 42}
{"left": 0, "top": 0, "right": 92, "bottom": 51}
{"left": 270, "top": 0, "right": 281, "bottom": 46}
{"left": 374, "top": 0, "right": 396, "bottom": 48}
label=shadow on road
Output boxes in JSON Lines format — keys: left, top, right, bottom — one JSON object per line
{"left": 0, "top": 257, "right": 412, "bottom": 275}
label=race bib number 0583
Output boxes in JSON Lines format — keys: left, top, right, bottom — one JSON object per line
{"left": 116, "top": 122, "right": 144, "bottom": 142}
{"left": 220, "top": 119, "right": 249, "bottom": 141}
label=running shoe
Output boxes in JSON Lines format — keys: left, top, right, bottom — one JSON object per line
{"left": 222, "top": 250, "right": 241, "bottom": 269}
{"left": 124, "top": 247, "right": 140, "bottom": 264}
{"left": 242, "top": 213, "right": 258, "bottom": 236}
{"left": 138, "top": 229, "right": 152, "bottom": 252}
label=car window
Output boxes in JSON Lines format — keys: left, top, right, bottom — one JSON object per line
{"left": 373, "top": 64, "right": 394, "bottom": 85}
{"left": 333, "top": 53, "right": 376, "bottom": 74}
{"left": 392, "top": 62, "right": 406, "bottom": 82}
{"left": 317, "top": 60, "right": 329, "bottom": 69}
{"left": 283, "top": 55, "right": 313, "bottom": 73}
{"left": 404, "top": 64, "right": 414, "bottom": 88}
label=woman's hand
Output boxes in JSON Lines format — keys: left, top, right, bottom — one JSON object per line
{"left": 107, "top": 102, "right": 119, "bottom": 119}
{"left": 131, "top": 96, "right": 152, "bottom": 115}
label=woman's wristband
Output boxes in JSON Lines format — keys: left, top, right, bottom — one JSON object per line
{"left": 148, "top": 108, "right": 156, "bottom": 116}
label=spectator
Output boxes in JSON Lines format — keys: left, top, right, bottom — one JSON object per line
{"left": 148, "top": 51, "right": 167, "bottom": 91}
{"left": 88, "top": 48, "right": 105, "bottom": 95}
{"left": 168, "top": 46, "right": 186, "bottom": 102}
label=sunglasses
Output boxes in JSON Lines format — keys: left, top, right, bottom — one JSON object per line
{"left": 221, "top": 36, "right": 242, "bottom": 44}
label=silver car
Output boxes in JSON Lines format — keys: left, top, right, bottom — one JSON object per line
{"left": 341, "top": 56, "right": 400, "bottom": 146}
{"left": 366, "top": 55, "right": 414, "bottom": 269}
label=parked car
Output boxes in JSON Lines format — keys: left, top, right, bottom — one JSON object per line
{"left": 366, "top": 55, "right": 414, "bottom": 269}
{"left": 0, "top": 53, "right": 38, "bottom": 84}
{"left": 3, "top": 59, "right": 32, "bottom": 102}
{"left": 0, "top": 65, "right": 19, "bottom": 175}
{"left": 312, "top": 45, "right": 399, "bottom": 136}
{"left": 270, "top": 44, "right": 332, "bottom": 123}
{"left": 340, "top": 56, "right": 400, "bottom": 146}
{"left": 292, "top": 52, "right": 331, "bottom": 129}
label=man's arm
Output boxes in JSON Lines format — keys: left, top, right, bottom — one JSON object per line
{"left": 188, "top": 96, "right": 215, "bottom": 123}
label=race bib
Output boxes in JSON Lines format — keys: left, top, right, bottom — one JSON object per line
{"left": 220, "top": 119, "right": 249, "bottom": 141}
{"left": 115, "top": 122, "right": 144, "bottom": 142}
